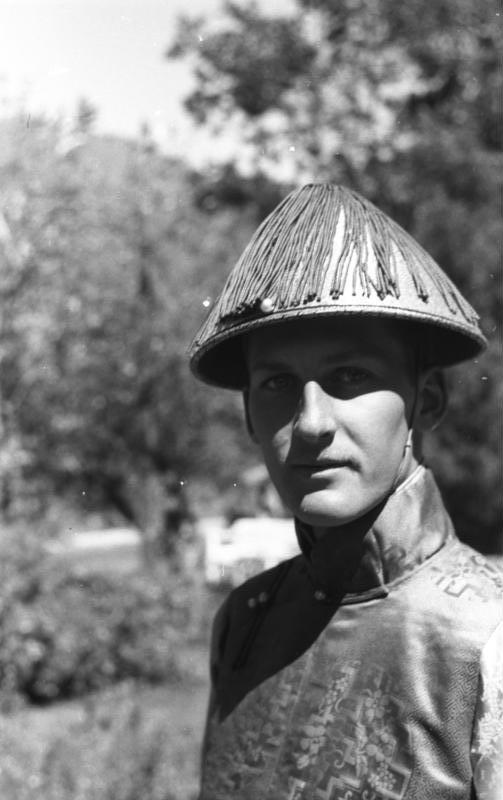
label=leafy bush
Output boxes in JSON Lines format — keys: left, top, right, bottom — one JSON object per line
{"left": 0, "top": 526, "right": 191, "bottom": 704}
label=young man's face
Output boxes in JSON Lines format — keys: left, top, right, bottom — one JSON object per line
{"left": 245, "top": 317, "right": 420, "bottom": 531}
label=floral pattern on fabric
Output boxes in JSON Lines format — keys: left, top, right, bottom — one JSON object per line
{"left": 471, "top": 622, "right": 503, "bottom": 800}
{"left": 279, "top": 660, "right": 413, "bottom": 800}
{"left": 199, "top": 474, "right": 503, "bottom": 800}
{"left": 201, "top": 655, "right": 413, "bottom": 800}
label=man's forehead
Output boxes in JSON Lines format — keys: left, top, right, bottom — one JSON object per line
{"left": 246, "top": 316, "right": 413, "bottom": 365}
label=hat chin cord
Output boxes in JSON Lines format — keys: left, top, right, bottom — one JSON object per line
{"left": 390, "top": 428, "right": 416, "bottom": 493}
{"left": 389, "top": 360, "right": 422, "bottom": 494}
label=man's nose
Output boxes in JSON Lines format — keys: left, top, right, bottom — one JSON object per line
{"left": 293, "top": 381, "right": 337, "bottom": 443}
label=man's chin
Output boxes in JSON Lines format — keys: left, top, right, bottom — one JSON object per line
{"left": 288, "top": 462, "right": 405, "bottom": 525}
{"left": 294, "top": 488, "right": 381, "bottom": 529}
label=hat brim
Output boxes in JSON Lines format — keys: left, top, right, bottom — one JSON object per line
{"left": 190, "top": 306, "right": 487, "bottom": 390}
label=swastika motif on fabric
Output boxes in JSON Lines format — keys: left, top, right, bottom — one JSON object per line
{"left": 200, "top": 654, "right": 311, "bottom": 800}
{"left": 429, "top": 549, "right": 503, "bottom": 603}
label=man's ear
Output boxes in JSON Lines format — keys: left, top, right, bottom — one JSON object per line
{"left": 416, "top": 368, "right": 448, "bottom": 432}
{"left": 243, "top": 390, "right": 259, "bottom": 443}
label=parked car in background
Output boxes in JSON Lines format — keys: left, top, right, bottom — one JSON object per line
{"left": 199, "top": 516, "right": 299, "bottom": 588}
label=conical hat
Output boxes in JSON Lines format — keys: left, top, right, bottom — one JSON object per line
{"left": 190, "top": 184, "right": 486, "bottom": 389}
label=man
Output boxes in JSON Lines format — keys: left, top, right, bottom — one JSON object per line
{"left": 189, "top": 184, "right": 502, "bottom": 799}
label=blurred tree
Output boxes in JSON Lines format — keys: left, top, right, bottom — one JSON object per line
{"left": 168, "top": 1, "right": 501, "bottom": 180}
{"left": 168, "top": 0, "right": 502, "bottom": 552}
{"left": 0, "top": 112, "right": 260, "bottom": 558}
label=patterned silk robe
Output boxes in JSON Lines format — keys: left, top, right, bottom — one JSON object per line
{"left": 199, "top": 467, "right": 503, "bottom": 800}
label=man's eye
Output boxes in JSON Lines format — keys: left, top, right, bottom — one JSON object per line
{"left": 260, "top": 374, "right": 294, "bottom": 392}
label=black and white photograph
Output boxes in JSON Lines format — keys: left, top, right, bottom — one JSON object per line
{"left": 0, "top": 1, "right": 501, "bottom": 798}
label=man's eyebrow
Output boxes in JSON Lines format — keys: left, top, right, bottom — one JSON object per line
{"left": 248, "top": 341, "right": 398, "bottom": 374}
{"left": 249, "top": 349, "right": 386, "bottom": 372}
{"left": 319, "top": 348, "right": 385, "bottom": 365}
{"left": 248, "top": 359, "right": 291, "bottom": 373}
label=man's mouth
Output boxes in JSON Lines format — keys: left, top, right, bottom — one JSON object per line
{"left": 290, "top": 459, "right": 356, "bottom": 472}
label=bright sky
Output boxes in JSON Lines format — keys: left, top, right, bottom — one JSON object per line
{"left": 0, "top": 0, "right": 293, "bottom": 162}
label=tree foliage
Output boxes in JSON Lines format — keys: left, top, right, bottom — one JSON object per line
{"left": 168, "top": 0, "right": 502, "bottom": 551}
{"left": 0, "top": 114, "right": 259, "bottom": 550}
{"left": 169, "top": 0, "right": 501, "bottom": 180}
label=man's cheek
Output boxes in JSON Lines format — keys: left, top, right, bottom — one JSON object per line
{"left": 271, "top": 429, "right": 292, "bottom": 462}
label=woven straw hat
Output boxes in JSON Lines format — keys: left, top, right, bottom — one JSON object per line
{"left": 190, "top": 184, "right": 486, "bottom": 389}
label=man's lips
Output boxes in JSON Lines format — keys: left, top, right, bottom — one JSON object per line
{"left": 289, "top": 459, "right": 356, "bottom": 471}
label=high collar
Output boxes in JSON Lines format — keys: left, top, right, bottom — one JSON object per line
{"left": 295, "top": 466, "right": 455, "bottom": 602}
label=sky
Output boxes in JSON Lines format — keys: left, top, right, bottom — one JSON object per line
{"left": 0, "top": 0, "right": 293, "bottom": 162}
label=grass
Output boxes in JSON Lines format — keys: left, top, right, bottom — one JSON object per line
{"left": 0, "top": 643, "right": 210, "bottom": 800}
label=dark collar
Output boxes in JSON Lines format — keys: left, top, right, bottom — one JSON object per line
{"left": 295, "top": 467, "right": 455, "bottom": 603}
